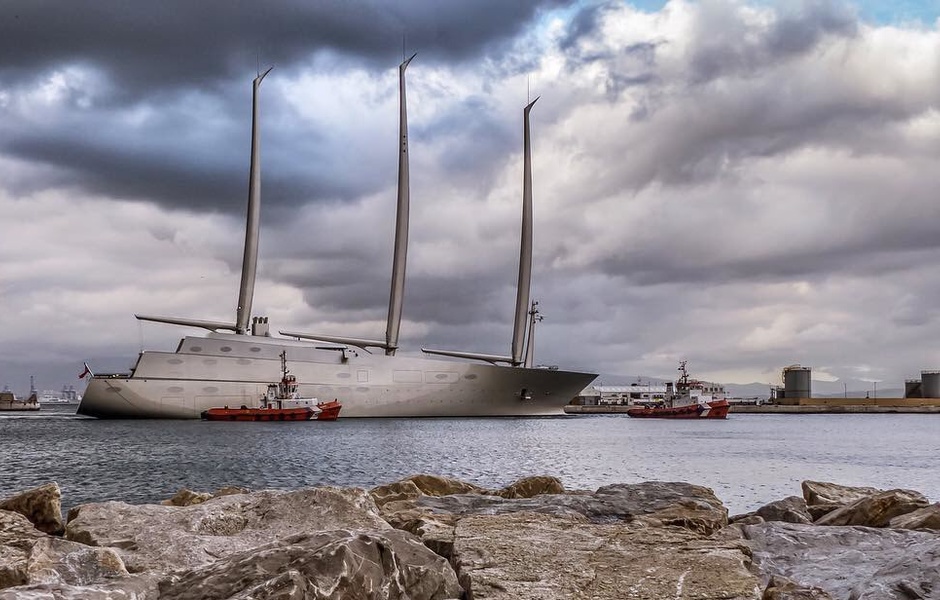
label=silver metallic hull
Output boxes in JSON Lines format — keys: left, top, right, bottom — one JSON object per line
{"left": 77, "top": 333, "right": 596, "bottom": 419}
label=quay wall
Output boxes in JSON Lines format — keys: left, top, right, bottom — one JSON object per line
{"left": 565, "top": 397, "right": 940, "bottom": 415}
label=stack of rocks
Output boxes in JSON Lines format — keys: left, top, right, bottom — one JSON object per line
{"left": 1, "top": 477, "right": 938, "bottom": 599}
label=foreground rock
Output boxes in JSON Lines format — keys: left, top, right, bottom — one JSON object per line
{"left": 800, "top": 480, "right": 883, "bottom": 521}
{"left": 754, "top": 496, "right": 813, "bottom": 525}
{"left": 452, "top": 511, "right": 757, "bottom": 599}
{"left": 373, "top": 479, "right": 757, "bottom": 599}
{"left": 0, "top": 483, "right": 64, "bottom": 535}
{"left": 65, "top": 486, "right": 391, "bottom": 573}
{"left": 888, "top": 503, "right": 940, "bottom": 530}
{"left": 742, "top": 520, "right": 940, "bottom": 599}
{"left": 2, "top": 477, "right": 938, "bottom": 599}
{"left": 762, "top": 575, "right": 833, "bottom": 599}
{"left": 158, "top": 530, "right": 461, "bottom": 600}
{"left": 813, "top": 489, "right": 930, "bottom": 527}
{"left": 0, "top": 509, "right": 128, "bottom": 591}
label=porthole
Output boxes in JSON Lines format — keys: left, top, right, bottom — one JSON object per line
{"left": 190, "top": 346, "right": 202, "bottom": 353}
{"left": 220, "top": 346, "right": 232, "bottom": 353}
{"left": 167, "top": 386, "right": 184, "bottom": 393}
{"left": 464, "top": 374, "right": 478, "bottom": 380}
{"left": 249, "top": 347, "right": 261, "bottom": 353}
{"left": 203, "top": 386, "right": 219, "bottom": 393}
{"left": 168, "top": 359, "right": 183, "bottom": 365}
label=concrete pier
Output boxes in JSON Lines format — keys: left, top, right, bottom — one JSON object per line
{"left": 565, "top": 397, "right": 940, "bottom": 415}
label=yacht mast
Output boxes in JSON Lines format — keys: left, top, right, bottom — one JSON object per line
{"left": 385, "top": 53, "right": 416, "bottom": 356}
{"left": 279, "top": 56, "right": 417, "bottom": 352}
{"left": 423, "top": 97, "right": 541, "bottom": 366}
{"left": 235, "top": 67, "right": 272, "bottom": 335}
{"left": 510, "top": 97, "right": 538, "bottom": 366}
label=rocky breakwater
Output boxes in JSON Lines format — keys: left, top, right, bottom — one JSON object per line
{"left": 0, "top": 477, "right": 936, "bottom": 599}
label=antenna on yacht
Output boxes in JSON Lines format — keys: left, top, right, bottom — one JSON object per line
{"left": 523, "top": 300, "right": 543, "bottom": 368}
{"left": 235, "top": 66, "right": 272, "bottom": 335}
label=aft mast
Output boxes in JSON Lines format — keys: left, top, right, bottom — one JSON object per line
{"left": 136, "top": 69, "right": 272, "bottom": 334}
{"left": 385, "top": 53, "right": 416, "bottom": 356}
{"left": 511, "top": 97, "right": 538, "bottom": 366}
{"left": 235, "top": 67, "right": 272, "bottom": 335}
{"left": 423, "top": 97, "right": 542, "bottom": 367}
{"left": 281, "top": 55, "right": 417, "bottom": 352}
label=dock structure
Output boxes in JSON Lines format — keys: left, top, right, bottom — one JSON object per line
{"left": 566, "top": 396, "right": 940, "bottom": 414}
{"left": 734, "top": 396, "right": 940, "bottom": 414}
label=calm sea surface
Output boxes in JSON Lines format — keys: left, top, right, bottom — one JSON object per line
{"left": 1, "top": 406, "right": 937, "bottom": 515}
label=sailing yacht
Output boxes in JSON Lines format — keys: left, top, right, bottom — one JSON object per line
{"left": 77, "top": 60, "right": 596, "bottom": 419}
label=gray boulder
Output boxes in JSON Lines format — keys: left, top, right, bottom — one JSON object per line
{"left": 800, "top": 481, "right": 882, "bottom": 507}
{"left": 158, "top": 529, "right": 462, "bottom": 600}
{"left": 65, "top": 486, "right": 390, "bottom": 573}
{"left": 391, "top": 474, "right": 488, "bottom": 498}
{"left": 888, "top": 503, "right": 940, "bottom": 531}
{"left": 1, "top": 510, "right": 47, "bottom": 589}
{"left": 497, "top": 475, "right": 565, "bottom": 498}
{"left": 0, "top": 575, "right": 160, "bottom": 600}
{"left": 742, "top": 520, "right": 940, "bottom": 599}
{"left": 160, "top": 489, "right": 212, "bottom": 507}
{"left": 1, "top": 509, "right": 129, "bottom": 591}
{"left": 806, "top": 504, "right": 841, "bottom": 522}
{"left": 814, "top": 489, "right": 930, "bottom": 527}
{"left": 451, "top": 510, "right": 759, "bottom": 599}
{"left": 408, "top": 481, "right": 727, "bottom": 532}
{"left": 762, "top": 575, "right": 833, "bottom": 599}
{"left": 378, "top": 479, "right": 728, "bottom": 562}
{"left": 755, "top": 496, "right": 813, "bottom": 525}
{"left": 0, "top": 483, "right": 65, "bottom": 536}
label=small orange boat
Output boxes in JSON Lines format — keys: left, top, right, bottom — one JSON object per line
{"left": 201, "top": 352, "right": 342, "bottom": 422}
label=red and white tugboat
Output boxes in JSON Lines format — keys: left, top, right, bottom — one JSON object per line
{"left": 627, "top": 361, "right": 729, "bottom": 419}
{"left": 201, "top": 352, "right": 342, "bottom": 422}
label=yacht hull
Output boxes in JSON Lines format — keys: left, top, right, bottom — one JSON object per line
{"left": 77, "top": 333, "right": 595, "bottom": 419}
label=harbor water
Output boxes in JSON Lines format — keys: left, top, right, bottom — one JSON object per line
{"left": 1, "top": 406, "right": 937, "bottom": 515}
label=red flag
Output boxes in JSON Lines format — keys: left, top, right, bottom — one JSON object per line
{"left": 79, "top": 363, "right": 92, "bottom": 379}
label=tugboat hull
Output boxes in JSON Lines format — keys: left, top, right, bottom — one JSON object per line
{"left": 627, "top": 400, "right": 730, "bottom": 419}
{"left": 201, "top": 406, "right": 316, "bottom": 421}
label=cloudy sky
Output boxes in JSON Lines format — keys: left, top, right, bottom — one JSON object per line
{"left": 3, "top": 0, "right": 940, "bottom": 395}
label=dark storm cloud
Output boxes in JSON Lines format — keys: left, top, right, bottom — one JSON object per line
{"left": 559, "top": 2, "right": 608, "bottom": 52}
{"left": 598, "top": 214, "right": 940, "bottom": 287}
{"left": 0, "top": 0, "right": 564, "bottom": 94}
{"left": 0, "top": 0, "right": 563, "bottom": 214}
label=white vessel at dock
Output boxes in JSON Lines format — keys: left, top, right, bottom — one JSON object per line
{"left": 78, "top": 59, "right": 596, "bottom": 419}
